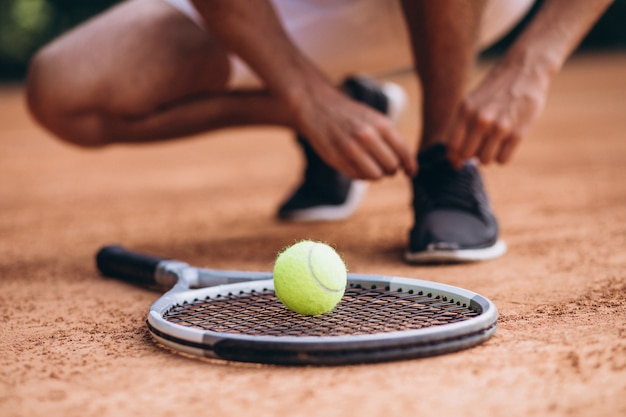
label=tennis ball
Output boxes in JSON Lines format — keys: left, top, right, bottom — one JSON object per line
{"left": 273, "top": 240, "right": 347, "bottom": 316}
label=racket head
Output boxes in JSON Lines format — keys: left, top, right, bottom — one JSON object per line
{"left": 147, "top": 262, "right": 498, "bottom": 366}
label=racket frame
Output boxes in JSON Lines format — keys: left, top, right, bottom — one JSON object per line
{"left": 145, "top": 259, "right": 498, "bottom": 365}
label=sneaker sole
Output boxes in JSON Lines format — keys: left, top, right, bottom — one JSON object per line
{"left": 278, "top": 180, "right": 369, "bottom": 223}
{"left": 404, "top": 240, "right": 507, "bottom": 264}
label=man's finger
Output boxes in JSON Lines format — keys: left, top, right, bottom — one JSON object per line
{"left": 478, "top": 123, "right": 508, "bottom": 164}
{"left": 353, "top": 123, "right": 400, "bottom": 176}
{"left": 380, "top": 122, "right": 416, "bottom": 177}
{"left": 496, "top": 133, "right": 521, "bottom": 164}
{"left": 338, "top": 134, "right": 385, "bottom": 180}
{"left": 460, "top": 113, "right": 492, "bottom": 160}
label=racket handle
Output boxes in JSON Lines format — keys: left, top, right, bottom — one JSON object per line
{"left": 96, "top": 245, "right": 166, "bottom": 286}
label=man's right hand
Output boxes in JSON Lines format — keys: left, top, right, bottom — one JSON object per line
{"left": 289, "top": 80, "right": 417, "bottom": 180}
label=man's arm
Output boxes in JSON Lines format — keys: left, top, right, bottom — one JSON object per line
{"left": 191, "top": 0, "right": 416, "bottom": 179}
{"left": 446, "top": 0, "right": 614, "bottom": 166}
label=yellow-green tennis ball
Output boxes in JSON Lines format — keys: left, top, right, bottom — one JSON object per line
{"left": 273, "top": 240, "right": 347, "bottom": 316}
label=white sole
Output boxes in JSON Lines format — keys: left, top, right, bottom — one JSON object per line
{"left": 404, "top": 240, "right": 507, "bottom": 264}
{"left": 279, "top": 181, "right": 369, "bottom": 223}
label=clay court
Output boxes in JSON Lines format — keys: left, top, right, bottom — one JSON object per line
{"left": 1, "top": 53, "right": 625, "bottom": 416}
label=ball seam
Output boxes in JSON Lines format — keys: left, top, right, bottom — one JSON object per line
{"left": 307, "top": 243, "right": 343, "bottom": 293}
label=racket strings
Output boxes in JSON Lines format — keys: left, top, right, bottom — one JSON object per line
{"left": 163, "top": 284, "right": 480, "bottom": 337}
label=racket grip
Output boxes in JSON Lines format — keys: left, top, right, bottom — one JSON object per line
{"left": 96, "top": 245, "right": 165, "bottom": 286}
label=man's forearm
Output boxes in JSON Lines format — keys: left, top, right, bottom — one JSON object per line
{"left": 501, "top": 0, "right": 614, "bottom": 79}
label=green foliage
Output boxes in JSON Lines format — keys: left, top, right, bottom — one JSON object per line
{"left": 0, "top": 0, "right": 119, "bottom": 80}
{"left": 1, "top": 0, "right": 52, "bottom": 62}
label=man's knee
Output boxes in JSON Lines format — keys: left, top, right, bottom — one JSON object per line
{"left": 26, "top": 46, "right": 108, "bottom": 148}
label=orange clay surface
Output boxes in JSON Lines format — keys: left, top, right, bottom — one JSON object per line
{"left": 1, "top": 53, "right": 625, "bottom": 417}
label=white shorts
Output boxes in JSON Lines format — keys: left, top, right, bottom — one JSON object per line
{"left": 163, "top": 0, "right": 535, "bottom": 89}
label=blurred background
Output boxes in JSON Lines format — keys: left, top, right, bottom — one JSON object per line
{"left": 1, "top": 0, "right": 626, "bottom": 82}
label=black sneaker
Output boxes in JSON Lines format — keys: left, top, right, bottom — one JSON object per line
{"left": 405, "top": 144, "right": 506, "bottom": 263}
{"left": 277, "top": 76, "right": 406, "bottom": 222}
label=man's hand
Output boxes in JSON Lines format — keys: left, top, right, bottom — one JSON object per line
{"left": 444, "top": 0, "right": 614, "bottom": 168}
{"left": 446, "top": 60, "right": 550, "bottom": 167}
{"left": 291, "top": 81, "right": 417, "bottom": 180}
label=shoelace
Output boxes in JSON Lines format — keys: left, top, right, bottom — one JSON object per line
{"left": 415, "top": 162, "right": 487, "bottom": 218}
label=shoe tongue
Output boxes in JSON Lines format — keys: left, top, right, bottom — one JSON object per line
{"left": 416, "top": 144, "right": 480, "bottom": 212}
{"left": 417, "top": 144, "right": 453, "bottom": 171}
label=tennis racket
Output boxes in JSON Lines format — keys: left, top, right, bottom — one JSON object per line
{"left": 96, "top": 245, "right": 498, "bottom": 366}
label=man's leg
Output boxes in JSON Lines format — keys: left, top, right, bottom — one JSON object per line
{"left": 26, "top": 0, "right": 295, "bottom": 147}
{"left": 401, "top": 0, "right": 506, "bottom": 263}
{"left": 401, "top": 0, "right": 485, "bottom": 150}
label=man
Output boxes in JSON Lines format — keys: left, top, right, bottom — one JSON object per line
{"left": 26, "top": 0, "right": 613, "bottom": 263}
